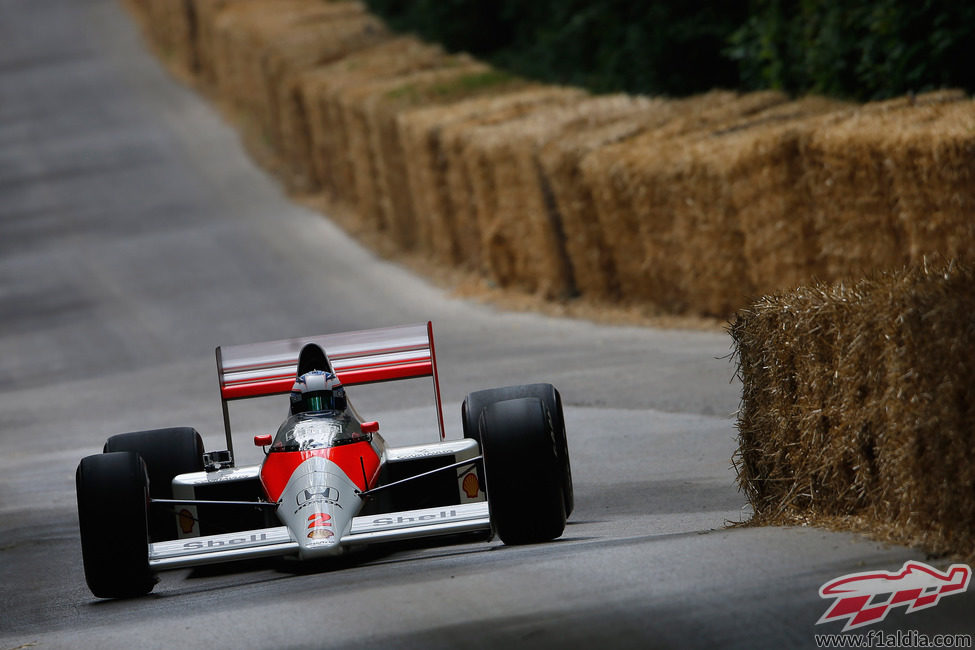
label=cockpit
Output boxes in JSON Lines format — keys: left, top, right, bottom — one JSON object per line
{"left": 269, "top": 412, "right": 372, "bottom": 453}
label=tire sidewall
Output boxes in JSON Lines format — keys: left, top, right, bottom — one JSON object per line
{"left": 479, "top": 397, "right": 566, "bottom": 544}
{"left": 76, "top": 451, "right": 155, "bottom": 598}
{"left": 463, "top": 384, "right": 573, "bottom": 516}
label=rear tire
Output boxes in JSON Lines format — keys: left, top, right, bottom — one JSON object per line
{"left": 76, "top": 452, "right": 156, "bottom": 598}
{"left": 104, "top": 427, "right": 204, "bottom": 541}
{"left": 463, "top": 384, "right": 573, "bottom": 517}
{"left": 479, "top": 397, "right": 566, "bottom": 544}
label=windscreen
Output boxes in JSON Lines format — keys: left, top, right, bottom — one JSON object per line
{"left": 269, "top": 412, "right": 369, "bottom": 452}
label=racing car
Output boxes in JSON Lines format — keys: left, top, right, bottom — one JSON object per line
{"left": 75, "top": 322, "right": 572, "bottom": 598}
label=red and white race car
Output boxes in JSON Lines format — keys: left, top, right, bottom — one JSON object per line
{"left": 75, "top": 322, "right": 573, "bottom": 598}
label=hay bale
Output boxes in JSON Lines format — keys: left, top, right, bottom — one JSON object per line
{"left": 262, "top": 8, "right": 390, "bottom": 190}
{"left": 689, "top": 96, "right": 852, "bottom": 304}
{"left": 191, "top": 0, "right": 255, "bottom": 86}
{"left": 208, "top": 1, "right": 314, "bottom": 113}
{"left": 879, "top": 98, "right": 975, "bottom": 265}
{"left": 801, "top": 90, "right": 969, "bottom": 281}
{"left": 731, "top": 260, "right": 975, "bottom": 558}
{"left": 536, "top": 98, "right": 700, "bottom": 303}
{"left": 332, "top": 60, "right": 501, "bottom": 238}
{"left": 396, "top": 87, "right": 586, "bottom": 269}
{"left": 579, "top": 91, "right": 788, "bottom": 315}
{"left": 458, "top": 95, "right": 655, "bottom": 297}
{"left": 207, "top": 1, "right": 373, "bottom": 153}
{"left": 343, "top": 64, "right": 539, "bottom": 248}
{"left": 299, "top": 37, "right": 448, "bottom": 214}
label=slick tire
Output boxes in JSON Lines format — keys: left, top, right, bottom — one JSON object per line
{"left": 76, "top": 451, "right": 156, "bottom": 598}
{"left": 104, "top": 427, "right": 204, "bottom": 541}
{"left": 463, "top": 384, "right": 573, "bottom": 517}
{"left": 479, "top": 397, "right": 566, "bottom": 545}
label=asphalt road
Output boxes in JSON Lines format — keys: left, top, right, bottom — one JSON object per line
{"left": 1, "top": 1, "right": 972, "bottom": 648}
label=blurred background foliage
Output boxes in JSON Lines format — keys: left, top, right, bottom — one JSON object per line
{"left": 362, "top": 0, "right": 975, "bottom": 101}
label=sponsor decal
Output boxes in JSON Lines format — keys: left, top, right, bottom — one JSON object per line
{"left": 307, "top": 513, "right": 332, "bottom": 529}
{"left": 182, "top": 533, "right": 269, "bottom": 549}
{"left": 817, "top": 560, "right": 971, "bottom": 631}
{"left": 294, "top": 486, "right": 342, "bottom": 514}
{"left": 394, "top": 447, "right": 445, "bottom": 460}
{"left": 371, "top": 510, "right": 458, "bottom": 526}
{"left": 462, "top": 472, "right": 480, "bottom": 498}
{"left": 178, "top": 509, "right": 196, "bottom": 534}
{"left": 307, "top": 528, "right": 334, "bottom": 539}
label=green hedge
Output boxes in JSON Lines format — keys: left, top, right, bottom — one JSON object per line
{"left": 729, "top": 0, "right": 975, "bottom": 100}
{"left": 363, "top": 0, "right": 747, "bottom": 95}
{"left": 362, "top": 0, "right": 974, "bottom": 100}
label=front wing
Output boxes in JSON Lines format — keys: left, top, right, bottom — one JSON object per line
{"left": 149, "top": 502, "right": 491, "bottom": 570}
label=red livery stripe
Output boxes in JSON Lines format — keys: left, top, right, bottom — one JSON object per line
{"left": 222, "top": 362, "right": 434, "bottom": 400}
{"left": 259, "top": 442, "right": 381, "bottom": 502}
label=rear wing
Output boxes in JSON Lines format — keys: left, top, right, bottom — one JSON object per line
{"left": 215, "top": 322, "right": 445, "bottom": 460}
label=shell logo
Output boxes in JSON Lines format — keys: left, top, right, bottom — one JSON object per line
{"left": 462, "top": 472, "right": 480, "bottom": 498}
{"left": 178, "top": 509, "right": 196, "bottom": 534}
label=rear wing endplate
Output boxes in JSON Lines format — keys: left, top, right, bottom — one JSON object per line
{"left": 215, "top": 322, "right": 445, "bottom": 460}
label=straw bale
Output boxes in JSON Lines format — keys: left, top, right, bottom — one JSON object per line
{"left": 877, "top": 99, "right": 975, "bottom": 265}
{"left": 702, "top": 97, "right": 852, "bottom": 298}
{"left": 578, "top": 91, "right": 788, "bottom": 315}
{"left": 673, "top": 95, "right": 848, "bottom": 314}
{"left": 208, "top": 1, "right": 305, "bottom": 103}
{"left": 455, "top": 95, "right": 656, "bottom": 297}
{"left": 208, "top": 1, "right": 364, "bottom": 130}
{"left": 342, "top": 63, "right": 541, "bottom": 248}
{"left": 535, "top": 97, "right": 711, "bottom": 302}
{"left": 396, "top": 88, "right": 586, "bottom": 269}
{"left": 299, "top": 37, "right": 449, "bottom": 212}
{"left": 800, "top": 91, "right": 970, "bottom": 281}
{"left": 191, "top": 0, "right": 256, "bottom": 86}
{"left": 261, "top": 11, "right": 390, "bottom": 190}
{"left": 732, "top": 261, "right": 975, "bottom": 556}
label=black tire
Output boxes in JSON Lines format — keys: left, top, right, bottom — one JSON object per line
{"left": 104, "top": 427, "right": 204, "bottom": 541}
{"left": 479, "top": 397, "right": 566, "bottom": 545}
{"left": 463, "top": 384, "right": 573, "bottom": 517}
{"left": 76, "top": 452, "right": 156, "bottom": 598}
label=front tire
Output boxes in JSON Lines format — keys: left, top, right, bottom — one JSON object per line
{"left": 479, "top": 397, "right": 566, "bottom": 545}
{"left": 76, "top": 452, "right": 156, "bottom": 598}
{"left": 463, "top": 384, "right": 573, "bottom": 517}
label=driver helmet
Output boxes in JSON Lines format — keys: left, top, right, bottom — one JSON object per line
{"left": 290, "top": 370, "right": 346, "bottom": 414}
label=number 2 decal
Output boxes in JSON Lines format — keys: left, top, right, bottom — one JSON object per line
{"left": 307, "top": 513, "right": 332, "bottom": 529}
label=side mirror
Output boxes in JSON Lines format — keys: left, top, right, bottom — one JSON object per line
{"left": 360, "top": 421, "right": 379, "bottom": 434}
{"left": 254, "top": 434, "right": 272, "bottom": 447}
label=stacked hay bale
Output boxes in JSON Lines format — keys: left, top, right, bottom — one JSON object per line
{"left": 260, "top": 7, "right": 389, "bottom": 190}
{"left": 332, "top": 63, "right": 518, "bottom": 242}
{"left": 578, "top": 91, "right": 790, "bottom": 315}
{"left": 299, "top": 38, "right": 448, "bottom": 216}
{"left": 674, "top": 96, "right": 851, "bottom": 313}
{"left": 207, "top": 2, "right": 388, "bottom": 183}
{"left": 535, "top": 96, "right": 717, "bottom": 304}
{"left": 396, "top": 88, "right": 586, "bottom": 270}
{"left": 726, "top": 96, "right": 852, "bottom": 293}
{"left": 730, "top": 260, "right": 975, "bottom": 557}
{"left": 191, "top": 0, "right": 254, "bottom": 85}
{"left": 801, "top": 90, "right": 970, "bottom": 281}
{"left": 458, "top": 95, "right": 657, "bottom": 298}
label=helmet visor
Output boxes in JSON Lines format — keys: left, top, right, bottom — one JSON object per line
{"left": 303, "top": 390, "right": 335, "bottom": 412}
